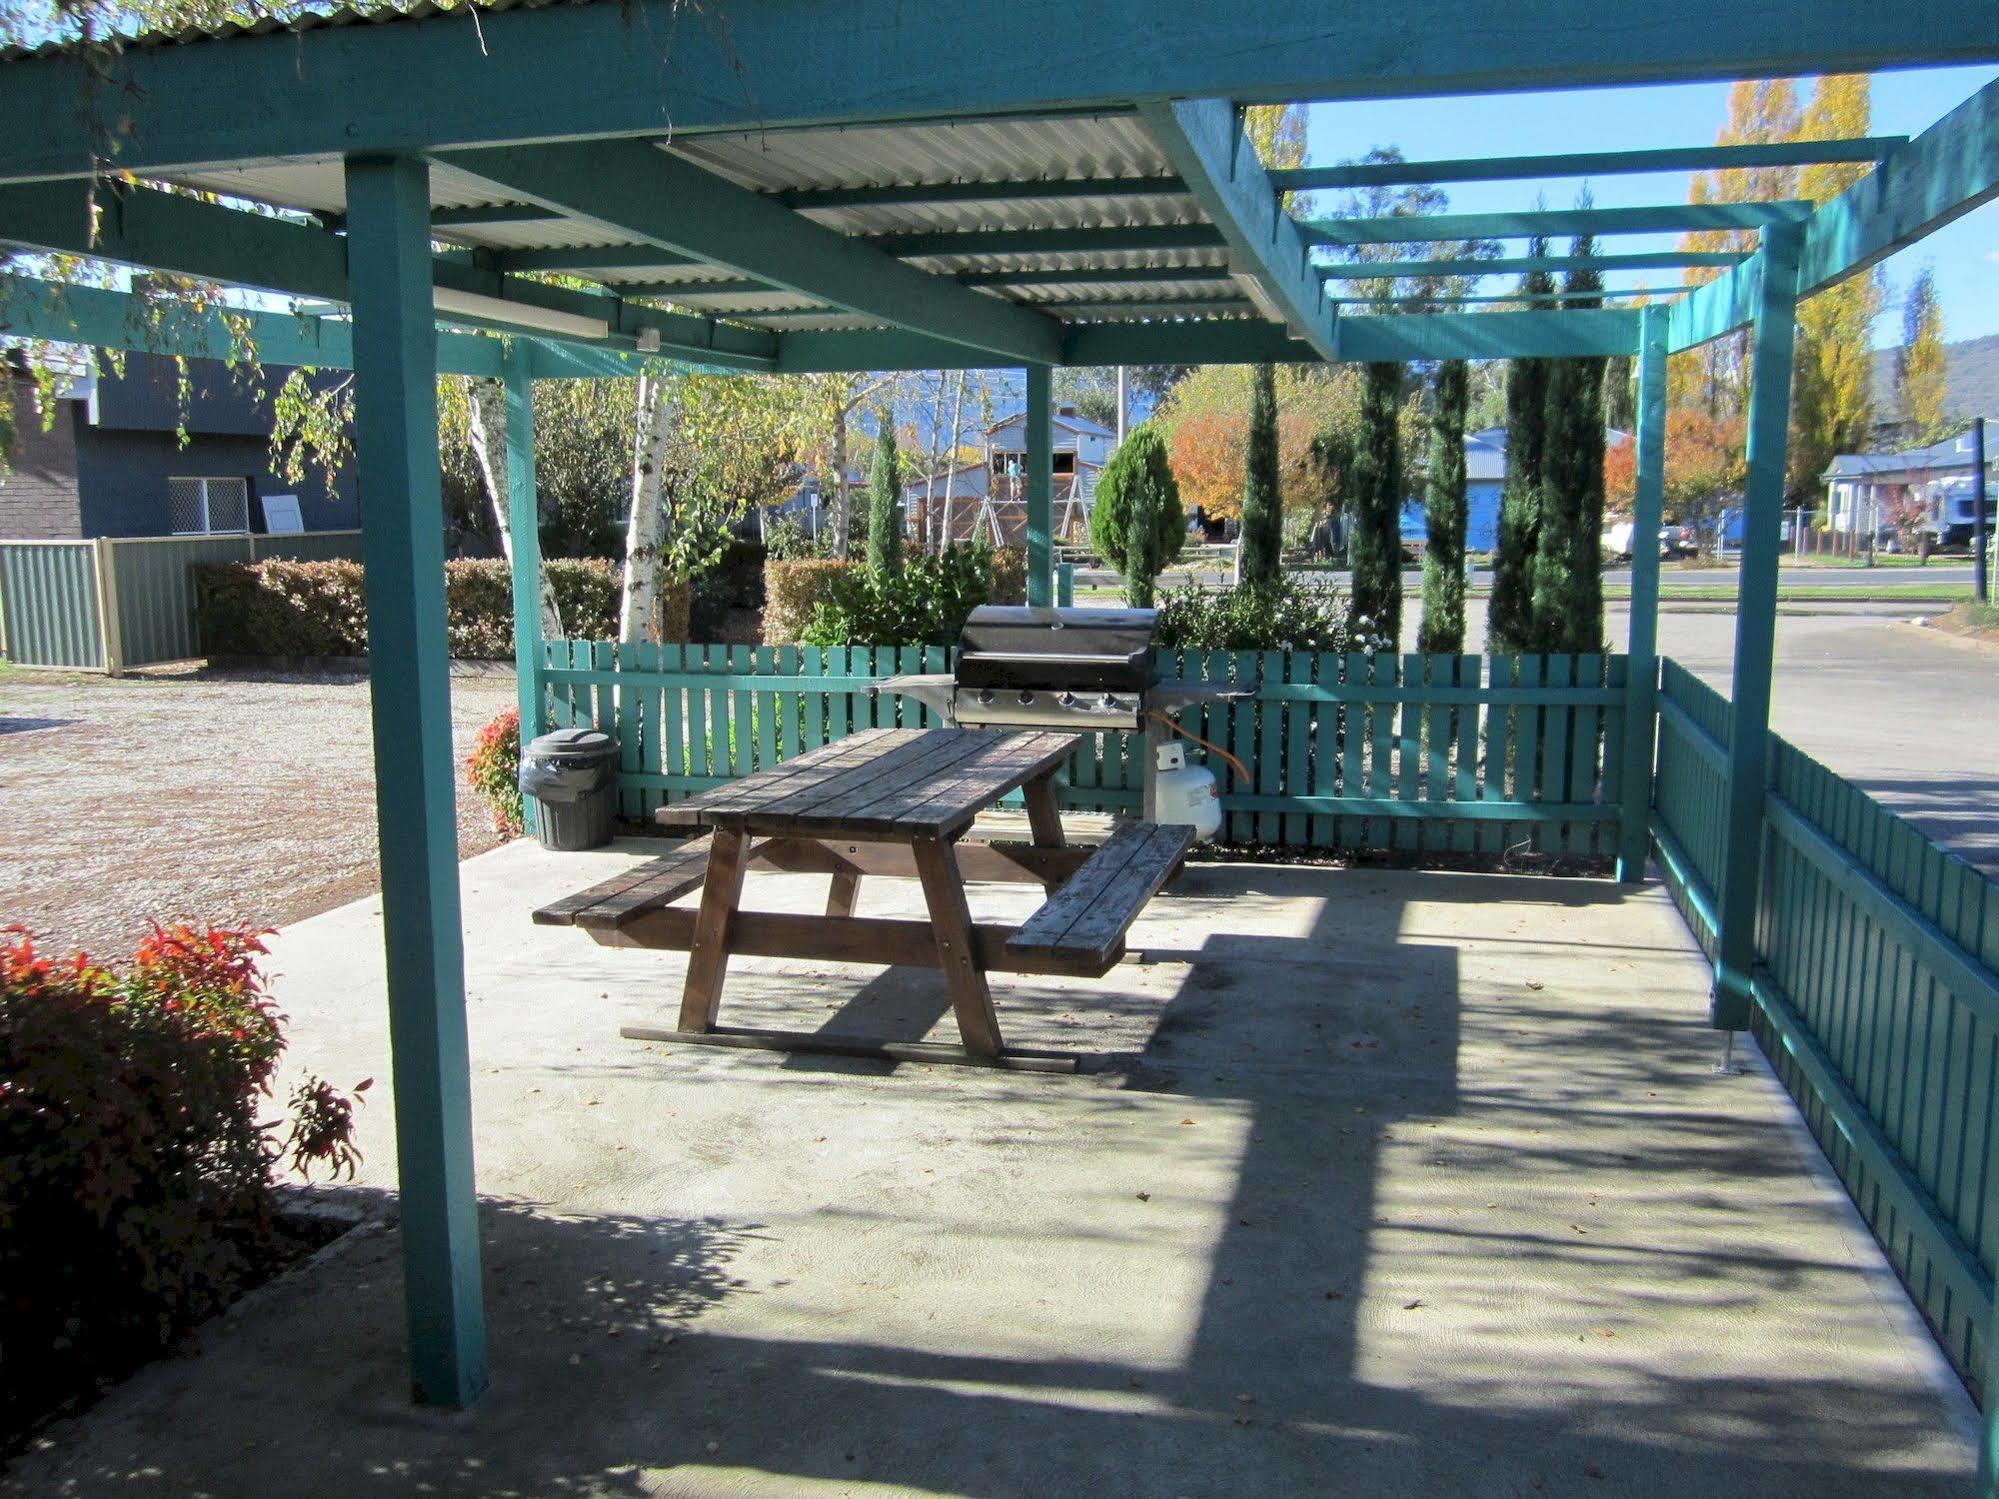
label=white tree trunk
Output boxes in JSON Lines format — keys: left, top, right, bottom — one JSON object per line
{"left": 939, "top": 368, "right": 968, "bottom": 553}
{"left": 620, "top": 370, "right": 677, "bottom": 643}
{"left": 466, "top": 376, "right": 562, "bottom": 639}
{"left": 828, "top": 402, "right": 851, "bottom": 559}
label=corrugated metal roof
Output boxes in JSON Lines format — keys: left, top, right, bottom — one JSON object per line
{"left": 0, "top": 0, "right": 589, "bottom": 64}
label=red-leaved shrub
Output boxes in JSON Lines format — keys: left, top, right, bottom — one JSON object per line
{"left": 0, "top": 925, "right": 362, "bottom": 1441}
{"left": 466, "top": 707, "right": 524, "bottom": 837}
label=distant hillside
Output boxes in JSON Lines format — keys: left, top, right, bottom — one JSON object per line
{"left": 1870, "top": 333, "right": 1999, "bottom": 427}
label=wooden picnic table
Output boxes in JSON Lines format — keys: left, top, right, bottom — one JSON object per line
{"left": 534, "top": 727, "right": 1193, "bottom": 1072}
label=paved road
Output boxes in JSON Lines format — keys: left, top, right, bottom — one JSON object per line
{"left": 1409, "top": 602, "right": 1998, "bottom": 877}
{"left": 1078, "top": 563, "right": 1980, "bottom": 593}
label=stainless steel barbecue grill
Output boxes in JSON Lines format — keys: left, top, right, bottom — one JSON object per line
{"left": 874, "top": 605, "right": 1253, "bottom": 816}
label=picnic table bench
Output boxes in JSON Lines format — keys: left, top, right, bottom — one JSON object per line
{"left": 534, "top": 727, "right": 1192, "bottom": 1072}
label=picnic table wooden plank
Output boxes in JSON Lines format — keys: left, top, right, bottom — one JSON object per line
{"left": 722, "top": 728, "right": 959, "bottom": 821}
{"left": 654, "top": 726, "right": 896, "bottom": 825}
{"left": 1005, "top": 820, "right": 1192, "bottom": 967}
{"left": 532, "top": 835, "right": 714, "bottom": 928}
{"left": 786, "top": 730, "right": 1005, "bottom": 832}
{"left": 814, "top": 730, "right": 1075, "bottom": 839}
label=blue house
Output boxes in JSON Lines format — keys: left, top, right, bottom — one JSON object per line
{"left": 1401, "top": 426, "right": 1628, "bottom": 552}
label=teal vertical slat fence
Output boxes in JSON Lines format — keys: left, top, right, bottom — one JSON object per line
{"left": 0, "top": 540, "right": 103, "bottom": 669}
{"left": 1652, "top": 657, "right": 1999, "bottom": 1394}
{"left": 539, "top": 642, "right": 1629, "bottom": 855}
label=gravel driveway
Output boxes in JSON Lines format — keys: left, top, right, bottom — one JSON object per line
{"left": 0, "top": 664, "right": 521, "bottom": 958}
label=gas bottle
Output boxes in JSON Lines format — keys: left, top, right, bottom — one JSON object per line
{"left": 1152, "top": 740, "right": 1222, "bottom": 842}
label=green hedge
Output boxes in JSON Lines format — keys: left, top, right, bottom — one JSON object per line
{"left": 195, "top": 558, "right": 621, "bottom": 659}
{"left": 761, "top": 545, "right": 1027, "bottom": 645}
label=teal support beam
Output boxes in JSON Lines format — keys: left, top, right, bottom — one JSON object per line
{"left": 1617, "top": 304, "right": 1669, "bottom": 884}
{"left": 1138, "top": 97, "right": 1340, "bottom": 361}
{"left": 1270, "top": 137, "right": 1907, "bottom": 190}
{"left": 0, "top": 181, "right": 779, "bottom": 370}
{"left": 1710, "top": 220, "right": 1802, "bottom": 1032}
{"left": 1337, "top": 309, "right": 1639, "bottom": 361}
{"left": 1025, "top": 365, "right": 1054, "bottom": 607}
{"left": 1298, "top": 200, "right": 1813, "bottom": 246}
{"left": 343, "top": 152, "right": 487, "bottom": 1408}
{"left": 1670, "top": 79, "right": 1999, "bottom": 353}
{"left": 442, "top": 142, "right": 1062, "bottom": 364}
{"left": 5, "top": 0, "right": 1993, "bottom": 184}
{"left": 501, "top": 343, "right": 545, "bottom": 836}
{"left": 1323, "top": 250, "right": 1746, "bottom": 281}
{"left": 1057, "top": 561, "right": 1076, "bottom": 608}
{"left": 0, "top": 271, "right": 661, "bottom": 380}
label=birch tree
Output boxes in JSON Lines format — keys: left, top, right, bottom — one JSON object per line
{"left": 461, "top": 375, "right": 563, "bottom": 639}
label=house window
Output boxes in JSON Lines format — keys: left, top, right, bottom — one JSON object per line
{"left": 168, "top": 476, "right": 251, "bottom": 535}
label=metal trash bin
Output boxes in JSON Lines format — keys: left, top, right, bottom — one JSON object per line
{"left": 519, "top": 728, "right": 619, "bottom": 851}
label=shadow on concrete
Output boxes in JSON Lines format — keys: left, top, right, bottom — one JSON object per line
{"left": 8, "top": 865, "right": 1970, "bottom": 1498}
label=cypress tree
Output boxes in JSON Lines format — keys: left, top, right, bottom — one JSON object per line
{"left": 1238, "top": 363, "right": 1282, "bottom": 584}
{"left": 1088, "top": 425, "right": 1184, "bottom": 607}
{"left": 1531, "top": 233, "right": 1607, "bottom": 653}
{"left": 865, "top": 406, "right": 903, "bottom": 580}
{"left": 1488, "top": 239, "right": 1553, "bottom": 653}
{"left": 1417, "top": 359, "right": 1469, "bottom": 654}
{"left": 1346, "top": 361, "right": 1404, "bottom": 651}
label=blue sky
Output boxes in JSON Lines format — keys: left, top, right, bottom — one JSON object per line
{"left": 1303, "top": 66, "right": 1998, "bottom": 348}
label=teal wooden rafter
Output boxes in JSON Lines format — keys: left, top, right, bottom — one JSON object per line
{"left": 776, "top": 174, "right": 1185, "bottom": 210}
{"left": 1298, "top": 201, "right": 1813, "bottom": 246}
{"left": 1670, "top": 78, "right": 1999, "bottom": 353}
{"left": 864, "top": 224, "right": 1226, "bottom": 260}
{"left": 0, "top": 272, "right": 667, "bottom": 380}
{"left": 955, "top": 265, "right": 1235, "bottom": 290}
{"left": 3, "top": 0, "right": 1993, "bottom": 184}
{"left": 1269, "top": 137, "right": 1906, "bottom": 190}
{"left": 0, "top": 181, "right": 779, "bottom": 369}
{"left": 438, "top": 141, "right": 1063, "bottom": 364}
{"left": 1321, "top": 250, "right": 1746, "bottom": 281}
{"left": 1138, "top": 98, "right": 1337, "bottom": 361}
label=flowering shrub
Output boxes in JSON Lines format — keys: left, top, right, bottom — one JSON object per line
{"left": 466, "top": 708, "right": 525, "bottom": 837}
{"left": 0, "top": 925, "right": 361, "bottom": 1439}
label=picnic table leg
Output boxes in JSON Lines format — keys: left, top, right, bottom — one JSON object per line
{"left": 677, "top": 826, "right": 750, "bottom": 1033}
{"left": 911, "top": 834, "right": 1003, "bottom": 1057}
{"left": 826, "top": 868, "right": 861, "bottom": 918}
{"left": 1023, "top": 769, "right": 1067, "bottom": 849}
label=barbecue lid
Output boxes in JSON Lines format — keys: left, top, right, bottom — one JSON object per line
{"left": 955, "top": 605, "right": 1159, "bottom": 691}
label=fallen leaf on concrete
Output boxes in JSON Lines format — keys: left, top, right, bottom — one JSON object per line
{"left": 1135, "top": 1191, "right": 1151, "bottom": 1202}
{"left": 1525, "top": 980, "right": 1545, "bottom": 991}
{"left": 1403, "top": 1299, "right": 1424, "bottom": 1310}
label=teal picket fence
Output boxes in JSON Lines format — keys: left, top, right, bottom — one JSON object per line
{"left": 540, "top": 641, "right": 1631, "bottom": 856}
{"left": 1653, "top": 658, "right": 1999, "bottom": 1390}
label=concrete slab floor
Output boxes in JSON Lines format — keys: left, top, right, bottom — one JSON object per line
{"left": 6, "top": 839, "right": 1977, "bottom": 1498}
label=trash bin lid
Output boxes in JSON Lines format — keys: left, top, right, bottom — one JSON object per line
{"left": 525, "top": 727, "right": 617, "bottom": 760}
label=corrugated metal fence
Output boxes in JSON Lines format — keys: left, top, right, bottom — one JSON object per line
{"left": 542, "top": 641, "right": 1632, "bottom": 857}
{"left": 0, "top": 530, "right": 361, "bottom": 672}
{"left": 1653, "top": 657, "right": 1999, "bottom": 1393}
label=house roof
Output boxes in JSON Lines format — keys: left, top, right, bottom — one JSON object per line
{"left": 1822, "top": 421, "right": 1996, "bottom": 481}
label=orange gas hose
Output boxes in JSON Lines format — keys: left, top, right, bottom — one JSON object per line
{"left": 1145, "top": 709, "right": 1250, "bottom": 784}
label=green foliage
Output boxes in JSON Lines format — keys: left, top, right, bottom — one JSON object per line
{"left": 1, "top": 924, "right": 360, "bottom": 1439}
{"left": 1154, "top": 579, "right": 1354, "bottom": 653}
{"left": 866, "top": 408, "right": 904, "bottom": 580}
{"left": 1897, "top": 265, "right": 1949, "bottom": 444}
{"left": 1238, "top": 364, "right": 1282, "bottom": 585}
{"left": 1088, "top": 425, "right": 1185, "bottom": 607}
{"left": 465, "top": 707, "right": 524, "bottom": 838}
{"left": 802, "top": 543, "right": 994, "bottom": 648}
{"left": 764, "top": 546, "right": 1025, "bottom": 643}
{"left": 1346, "top": 362, "right": 1404, "bottom": 652}
{"left": 1417, "top": 359, "right": 1469, "bottom": 654}
{"left": 1530, "top": 231, "right": 1608, "bottom": 654}
{"left": 1490, "top": 242, "right": 1555, "bottom": 654}
{"left": 763, "top": 516, "right": 815, "bottom": 561}
{"left": 194, "top": 559, "right": 621, "bottom": 659}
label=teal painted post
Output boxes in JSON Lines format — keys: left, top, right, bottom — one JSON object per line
{"left": 1616, "top": 305, "right": 1669, "bottom": 882}
{"left": 343, "top": 153, "right": 488, "bottom": 1407}
{"left": 1057, "top": 561, "right": 1075, "bottom": 607}
{"left": 1025, "top": 364, "right": 1054, "bottom": 607}
{"left": 502, "top": 343, "right": 544, "bottom": 836}
{"left": 1711, "top": 223, "right": 1802, "bottom": 1031}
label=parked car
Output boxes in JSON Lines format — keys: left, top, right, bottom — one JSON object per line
{"left": 1604, "top": 519, "right": 1676, "bottom": 560}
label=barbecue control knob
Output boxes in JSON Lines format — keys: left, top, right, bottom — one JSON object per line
{"left": 1057, "top": 692, "right": 1078, "bottom": 708}
{"left": 1101, "top": 693, "right": 1119, "bottom": 709}
{"left": 976, "top": 689, "right": 995, "bottom": 706}
{"left": 1017, "top": 690, "right": 1036, "bottom": 706}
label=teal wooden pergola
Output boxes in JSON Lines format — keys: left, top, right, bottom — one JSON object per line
{"left": 1, "top": 0, "right": 1993, "bottom": 1423}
